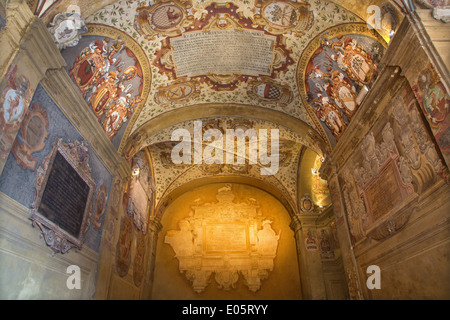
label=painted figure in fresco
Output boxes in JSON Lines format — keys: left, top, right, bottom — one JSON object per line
{"left": 305, "top": 230, "right": 318, "bottom": 251}
{"left": 92, "top": 185, "right": 107, "bottom": 230}
{"left": 116, "top": 216, "right": 133, "bottom": 277}
{"left": 342, "top": 170, "right": 366, "bottom": 242}
{"left": 423, "top": 83, "right": 449, "bottom": 126}
{"left": 0, "top": 65, "right": 33, "bottom": 158}
{"left": 69, "top": 37, "right": 142, "bottom": 140}
{"left": 123, "top": 132, "right": 146, "bottom": 161}
{"left": 119, "top": 227, "right": 132, "bottom": 259}
{"left": 329, "top": 37, "right": 378, "bottom": 86}
{"left": 327, "top": 71, "right": 358, "bottom": 119}
{"left": 103, "top": 93, "right": 141, "bottom": 138}
{"left": 1, "top": 65, "right": 31, "bottom": 125}
{"left": 306, "top": 34, "right": 383, "bottom": 144}
{"left": 314, "top": 95, "right": 346, "bottom": 140}
{"left": 412, "top": 66, "right": 450, "bottom": 162}
{"left": 133, "top": 233, "right": 146, "bottom": 286}
{"left": 319, "top": 229, "right": 335, "bottom": 259}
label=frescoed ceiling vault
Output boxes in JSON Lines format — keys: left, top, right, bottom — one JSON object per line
{"left": 31, "top": 0, "right": 405, "bottom": 212}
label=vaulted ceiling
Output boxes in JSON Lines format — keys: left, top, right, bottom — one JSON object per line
{"left": 31, "top": 0, "right": 405, "bottom": 212}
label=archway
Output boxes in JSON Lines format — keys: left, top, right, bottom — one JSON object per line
{"left": 151, "top": 182, "right": 302, "bottom": 300}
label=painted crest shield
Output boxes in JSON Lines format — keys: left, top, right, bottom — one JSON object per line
{"left": 256, "top": 83, "right": 282, "bottom": 100}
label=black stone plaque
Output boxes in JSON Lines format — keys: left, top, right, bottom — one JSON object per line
{"left": 31, "top": 139, "right": 95, "bottom": 253}
{"left": 38, "top": 151, "right": 90, "bottom": 238}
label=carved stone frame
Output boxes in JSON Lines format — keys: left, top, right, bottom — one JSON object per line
{"left": 30, "top": 138, "right": 95, "bottom": 254}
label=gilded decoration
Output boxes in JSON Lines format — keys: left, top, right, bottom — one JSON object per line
{"left": 297, "top": 23, "right": 387, "bottom": 148}
{"left": 247, "top": 77, "right": 293, "bottom": 107}
{"left": 311, "top": 155, "right": 330, "bottom": 207}
{"left": 134, "top": 0, "right": 195, "bottom": 40}
{"left": 165, "top": 185, "right": 280, "bottom": 293}
{"left": 253, "top": 0, "right": 314, "bottom": 36}
{"left": 151, "top": 2, "right": 294, "bottom": 91}
{"left": 84, "top": 0, "right": 373, "bottom": 142}
{"left": 154, "top": 77, "right": 201, "bottom": 105}
{"left": 68, "top": 30, "right": 142, "bottom": 140}
{"left": 64, "top": 24, "right": 151, "bottom": 153}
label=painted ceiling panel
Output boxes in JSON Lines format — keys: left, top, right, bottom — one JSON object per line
{"left": 145, "top": 116, "right": 310, "bottom": 204}
{"left": 37, "top": 0, "right": 402, "bottom": 210}
{"left": 83, "top": 0, "right": 369, "bottom": 142}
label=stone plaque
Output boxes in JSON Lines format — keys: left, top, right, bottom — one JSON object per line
{"left": 165, "top": 185, "right": 280, "bottom": 293}
{"left": 170, "top": 30, "right": 275, "bottom": 77}
{"left": 365, "top": 163, "right": 402, "bottom": 222}
{"left": 31, "top": 139, "right": 95, "bottom": 254}
{"left": 203, "top": 223, "right": 249, "bottom": 254}
{"left": 38, "top": 151, "right": 91, "bottom": 238}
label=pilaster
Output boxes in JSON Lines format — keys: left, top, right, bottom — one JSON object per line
{"left": 321, "top": 161, "right": 365, "bottom": 300}
{"left": 290, "top": 207, "right": 342, "bottom": 300}
{"left": 140, "top": 215, "right": 162, "bottom": 300}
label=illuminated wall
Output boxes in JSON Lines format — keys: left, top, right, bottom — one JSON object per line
{"left": 152, "top": 183, "right": 302, "bottom": 300}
